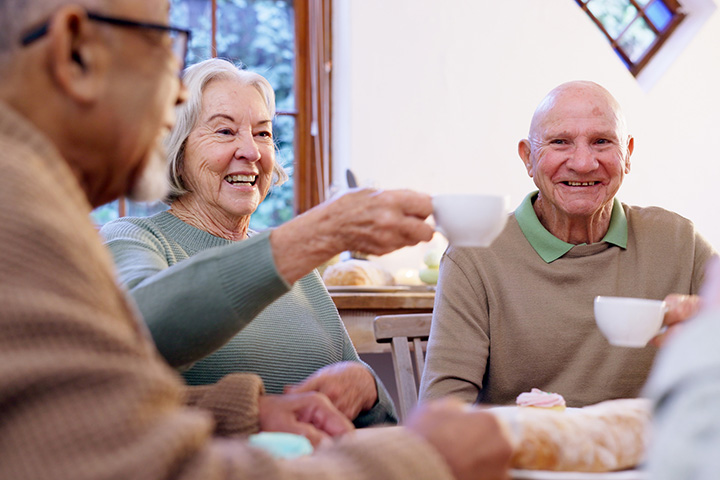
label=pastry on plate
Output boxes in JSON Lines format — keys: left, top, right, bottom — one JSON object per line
{"left": 491, "top": 398, "right": 651, "bottom": 472}
{"left": 322, "top": 259, "right": 395, "bottom": 287}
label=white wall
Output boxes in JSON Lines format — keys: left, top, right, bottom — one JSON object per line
{"left": 332, "top": 0, "right": 720, "bottom": 270}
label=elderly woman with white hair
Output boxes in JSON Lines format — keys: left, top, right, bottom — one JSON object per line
{"left": 101, "top": 58, "right": 436, "bottom": 427}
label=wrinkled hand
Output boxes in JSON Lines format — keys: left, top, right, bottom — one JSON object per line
{"left": 650, "top": 293, "right": 702, "bottom": 347}
{"left": 405, "top": 399, "right": 512, "bottom": 480}
{"left": 285, "top": 362, "right": 377, "bottom": 421}
{"left": 323, "top": 188, "right": 435, "bottom": 255}
{"left": 271, "top": 188, "right": 435, "bottom": 284}
{"left": 258, "top": 392, "right": 354, "bottom": 447}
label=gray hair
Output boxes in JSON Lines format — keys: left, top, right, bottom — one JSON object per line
{"left": 165, "top": 57, "right": 288, "bottom": 201}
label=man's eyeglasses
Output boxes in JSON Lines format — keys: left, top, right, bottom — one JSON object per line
{"left": 20, "top": 11, "right": 192, "bottom": 72}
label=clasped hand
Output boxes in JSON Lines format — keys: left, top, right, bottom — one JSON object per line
{"left": 284, "top": 361, "right": 378, "bottom": 421}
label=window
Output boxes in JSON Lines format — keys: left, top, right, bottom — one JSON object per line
{"left": 92, "top": 0, "right": 331, "bottom": 230}
{"left": 576, "top": 0, "right": 685, "bottom": 76}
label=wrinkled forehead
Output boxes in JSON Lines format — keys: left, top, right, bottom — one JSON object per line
{"left": 199, "top": 78, "right": 271, "bottom": 120}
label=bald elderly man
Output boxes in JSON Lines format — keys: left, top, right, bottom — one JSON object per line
{"left": 420, "top": 81, "right": 716, "bottom": 408}
{"left": 0, "top": 1, "right": 511, "bottom": 479}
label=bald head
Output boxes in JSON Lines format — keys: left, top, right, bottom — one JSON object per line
{"left": 528, "top": 81, "right": 629, "bottom": 151}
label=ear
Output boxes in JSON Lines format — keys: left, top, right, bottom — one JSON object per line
{"left": 624, "top": 135, "right": 634, "bottom": 174}
{"left": 46, "top": 7, "right": 106, "bottom": 103}
{"left": 518, "top": 139, "right": 534, "bottom": 177}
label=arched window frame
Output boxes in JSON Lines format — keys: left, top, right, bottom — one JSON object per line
{"left": 576, "top": 0, "right": 686, "bottom": 76}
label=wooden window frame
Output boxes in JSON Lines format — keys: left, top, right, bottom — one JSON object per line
{"left": 576, "top": 0, "right": 686, "bottom": 76}
{"left": 294, "top": 0, "right": 332, "bottom": 214}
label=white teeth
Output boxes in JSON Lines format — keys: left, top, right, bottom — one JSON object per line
{"left": 225, "top": 174, "right": 257, "bottom": 184}
{"left": 567, "top": 181, "right": 596, "bottom": 186}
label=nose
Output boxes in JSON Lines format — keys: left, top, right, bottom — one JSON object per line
{"left": 566, "top": 142, "right": 598, "bottom": 173}
{"left": 233, "top": 132, "right": 261, "bottom": 163}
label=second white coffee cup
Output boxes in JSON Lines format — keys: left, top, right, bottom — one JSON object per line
{"left": 593, "top": 296, "right": 668, "bottom": 348}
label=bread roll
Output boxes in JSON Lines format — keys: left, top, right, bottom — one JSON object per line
{"left": 491, "top": 398, "right": 651, "bottom": 472}
{"left": 322, "top": 259, "right": 395, "bottom": 287}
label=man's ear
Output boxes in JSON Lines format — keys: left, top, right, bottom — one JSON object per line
{"left": 46, "top": 7, "right": 106, "bottom": 103}
{"left": 624, "top": 135, "right": 634, "bottom": 174}
{"left": 518, "top": 139, "right": 534, "bottom": 177}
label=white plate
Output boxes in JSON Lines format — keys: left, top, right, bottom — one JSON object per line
{"left": 326, "top": 285, "right": 435, "bottom": 293}
{"left": 511, "top": 469, "right": 647, "bottom": 480}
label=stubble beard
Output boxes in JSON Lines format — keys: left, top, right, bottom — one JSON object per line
{"left": 126, "top": 138, "right": 170, "bottom": 203}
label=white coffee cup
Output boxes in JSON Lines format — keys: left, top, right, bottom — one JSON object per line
{"left": 431, "top": 194, "right": 509, "bottom": 247}
{"left": 593, "top": 296, "right": 668, "bottom": 348}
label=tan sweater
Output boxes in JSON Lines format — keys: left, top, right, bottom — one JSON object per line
{"left": 420, "top": 206, "right": 715, "bottom": 408}
{"left": 0, "top": 101, "right": 454, "bottom": 480}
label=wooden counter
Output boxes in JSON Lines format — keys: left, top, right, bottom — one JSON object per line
{"left": 330, "top": 289, "right": 435, "bottom": 354}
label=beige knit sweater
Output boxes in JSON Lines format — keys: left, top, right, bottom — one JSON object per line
{"left": 0, "top": 101, "right": 454, "bottom": 480}
{"left": 420, "top": 205, "right": 715, "bottom": 407}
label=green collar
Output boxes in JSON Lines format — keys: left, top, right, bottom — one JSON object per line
{"left": 515, "top": 191, "right": 627, "bottom": 263}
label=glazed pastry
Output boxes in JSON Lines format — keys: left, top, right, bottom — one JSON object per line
{"left": 491, "top": 398, "right": 651, "bottom": 472}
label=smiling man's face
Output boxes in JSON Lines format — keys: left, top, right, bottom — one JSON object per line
{"left": 520, "top": 82, "right": 633, "bottom": 229}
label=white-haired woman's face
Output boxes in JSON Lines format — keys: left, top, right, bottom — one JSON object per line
{"left": 180, "top": 78, "right": 275, "bottom": 221}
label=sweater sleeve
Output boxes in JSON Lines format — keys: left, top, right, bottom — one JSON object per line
{"left": 644, "top": 307, "right": 720, "bottom": 480}
{"left": 101, "top": 220, "right": 291, "bottom": 368}
{"left": 691, "top": 230, "right": 717, "bottom": 294}
{"left": 419, "top": 248, "right": 488, "bottom": 404}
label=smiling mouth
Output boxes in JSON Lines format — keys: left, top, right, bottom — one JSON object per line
{"left": 563, "top": 181, "right": 598, "bottom": 186}
{"left": 225, "top": 174, "right": 257, "bottom": 186}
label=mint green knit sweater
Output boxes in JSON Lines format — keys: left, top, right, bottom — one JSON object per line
{"left": 101, "top": 211, "right": 396, "bottom": 426}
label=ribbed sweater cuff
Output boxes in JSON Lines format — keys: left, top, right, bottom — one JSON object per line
{"left": 183, "top": 373, "right": 265, "bottom": 436}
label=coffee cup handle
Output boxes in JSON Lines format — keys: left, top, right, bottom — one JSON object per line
{"left": 657, "top": 302, "right": 670, "bottom": 334}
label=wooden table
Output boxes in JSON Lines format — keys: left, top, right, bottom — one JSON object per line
{"left": 330, "top": 289, "right": 435, "bottom": 354}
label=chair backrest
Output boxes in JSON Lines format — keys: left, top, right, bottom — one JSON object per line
{"left": 373, "top": 313, "right": 432, "bottom": 422}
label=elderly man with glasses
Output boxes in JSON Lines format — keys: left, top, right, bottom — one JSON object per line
{"left": 0, "top": 1, "right": 512, "bottom": 479}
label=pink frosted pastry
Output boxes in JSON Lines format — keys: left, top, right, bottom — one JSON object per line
{"left": 516, "top": 388, "right": 566, "bottom": 411}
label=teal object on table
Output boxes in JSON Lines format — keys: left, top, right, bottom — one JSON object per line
{"left": 248, "top": 432, "right": 314, "bottom": 459}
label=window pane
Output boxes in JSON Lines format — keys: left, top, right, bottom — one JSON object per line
{"left": 646, "top": 0, "right": 673, "bottom": 30}
{"left": 587, "top": 0, "right": 638, "bottom": 38}
{"left": 127, "top": 201, "right": 169, "bottom": 218}
{"left": 618, "top": 17, "right": 657, "bottom": 63}
{"left": 91, "top": 200, "right": 121, "bottom": 225}
{"left": 250, "top": 115, "right": 295, "bottom": 230}
{"left": 170, "top": 0, "right": 213, "bottom": 63}
{"left": 636, "top": 0, "right": 652, "bottom": 6}
{"left": 216, "top": 0, "right": 296, "bottom": 112}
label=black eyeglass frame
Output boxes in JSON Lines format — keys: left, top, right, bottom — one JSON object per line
{"left": 20, "top": 11, "right": 192, "bottom": 70}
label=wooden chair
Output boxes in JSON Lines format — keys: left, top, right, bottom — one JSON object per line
{"left": 373, "top": 313, "right": 432, "bottom": 422}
